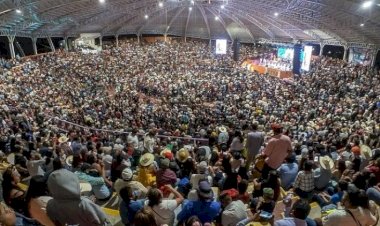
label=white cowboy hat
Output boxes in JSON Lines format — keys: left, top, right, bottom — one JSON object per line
{"left": 65, "top": 155, "right": 73, "bottom": 167}
{"left": 360, "top": 144, "right": 372, "bottom": 159}
{"left": 218, "top": 126, "right": 227, "bottom": 133}
{"left": 58, "top": 136, "right": 69, "bottom": 143}
{"left": 319, "top": 156, "right": 334, "bottom": 170}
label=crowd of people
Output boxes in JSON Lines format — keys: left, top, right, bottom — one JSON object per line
{"left": 0, "top": 38, "right": 379, "bottom": 226}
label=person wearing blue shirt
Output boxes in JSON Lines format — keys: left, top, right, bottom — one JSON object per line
{"left": 119, "top": 186, "right": 144, "bottom": 225}
{"left": 277, "top": 153, "right": 298, "bottom": 190}
{"left": 177, "top": 180, "right": 221, "bottom": 224}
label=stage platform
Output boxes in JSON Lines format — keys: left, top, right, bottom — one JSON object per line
{"left": 242, "top": 60, "right": 293, "bottom": 79}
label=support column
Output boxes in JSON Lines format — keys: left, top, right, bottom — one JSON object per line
{"left": 164, "top": 34, "right": 167, "bottom": 42}
{"left": 99, "top": 36, "right": 103, "bottom": 48}
{"left": 115, "top": 35, "right": 119, "bottom": 48}
{"left": 47, "top": 37, "right": 55, "bottom": 52}
{"left": 31, "top": 37, "right": 38, "bottom": 55}
{"left": 319, "top": 43, "right": 324, "bottom": 56}
{"left": 7, "top": 35, "right": 16, "bottom": 59}
{"left": 371, "top": 49, "right": 379, "bottom": 67}
{"left": 64, "top": 37, "right": 69, "bottom": 52}
{"left": 137, "top": 35, "right": 140, "bottom": 44}
{"left": 343, "top": 45, "right": 348, "bottom": 61}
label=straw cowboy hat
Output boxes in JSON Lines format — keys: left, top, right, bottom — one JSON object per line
{"left": 218, "top": 126, "right": 227, "bottom": 133}
{"left": 360, "top": 145, "right": 372, "bottom": 159}
{"left": 176, "top": 148, "right": 190, "bottom": 163}
{"left": 139, "top": 153, "right": 154, "bottom": 167}
{"left": 320, "top": 156, "right": 334, "bottom": 170}
{"left": 58, "top": 135, "right": 69, "bottom": 143}
{"left": 65, "top": 155, "right": 74, "bottom": 167}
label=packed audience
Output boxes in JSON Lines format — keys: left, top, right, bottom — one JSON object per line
{"left": 0, "top": 38, "right": 379, "bottom": 226}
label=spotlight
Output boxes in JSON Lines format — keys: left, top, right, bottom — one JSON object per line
{"left": 274, "top": 12, "right": 279, "bottom": 16}
{"left": 158, "top": 2, "right": 163, "bottom": 7}
{"left": 99, "top": 0, "right": 105, "bottom": 3}
{"left": 189, "top": 7, "right": 192, "bottom": 11}
{"left": 15, "top": 9, "right": 22, "bottom": 14}
{"left": 144, "top": 14, "right": 149, "bottom": 19}
{"left": 360, "top": 23, "right": 365, "bottom": 26}
{"left": 215, "top": 16, "right": 219, "bottom": 21}
{"left": 221, "top": 5, "right": 225, "bottom": 9}
{"left": 191, "top": 0, "right": 194, "bottom": 5}
{"left": 362, "top": 1, "right": 373, "bottom": 8}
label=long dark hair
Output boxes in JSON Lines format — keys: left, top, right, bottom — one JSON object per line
{"left": 119, "top": 186, "right": 133, "bottom": 206}
{"left": 2, "top": 167, "right": 21, "bottom": 204}
{"left": 25, "top": 175, "right": 48, "bottom": 203}
{"left": 147, "top": 188, "right": 162, "bottom": 207}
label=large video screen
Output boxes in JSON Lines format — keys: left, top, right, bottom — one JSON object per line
{"left": 301, "top": 46, "right": 313, "bottom": 71}
{"left": 216, "top": 39, "right": 227, "bottom": 55}
{"left": 349, "top": 48, "right": 372, "bottom": 66}
{"left": 277, "top": 47, "right": 294, "bottom": 60}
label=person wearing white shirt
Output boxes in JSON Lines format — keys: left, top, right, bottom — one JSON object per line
{"left": 220, "top": 189, "right": 247, "bottom": 226}
{"left": 273, "top": 199, "right": 310, "bottom": 226}
{"left": 127, "top": 128, "right": 139, "bottom": 150}
{"left": 143, "top": 130, "right": 156, "bottom": 153}
{"left": 323, "top": 184, "right": 377, "bottom": 226}
{"left": 145, "top": 185, "right": 184, "bottom": 226}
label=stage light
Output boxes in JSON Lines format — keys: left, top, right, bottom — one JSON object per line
{"left": 274, "top": 12, "right": 279, "bottom": 16}
{"left": 158, "top": 2, "right": 163, "bottom": 7}
{"left": 189, "top": 7, "right": 192, "bottom": 11}
{"left": 215, "top": 16, "right": 219, "bottom": 21}
{"left": 360, "top": 23, "right": 365, "bottom": 26}
{"left": 362, "top": 1, "right": 373, "bottom": 8}
{"left": 191, "top": 0, "right": 195, "bottom": 5}
{"left": 99, "top": 0, "right": 105, "bottom": 3}
{"left": 144, "top": 14, "right": 149, "bottom": 19}
{"left": 221, "top": 5, "right": 225, "bottom": 9}
{"left": 15, "top": 9, "right": 22, "bottom": 14}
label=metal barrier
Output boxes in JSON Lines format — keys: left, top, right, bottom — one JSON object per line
{"left": 48, "top": 116, "right": 209, "bottom": 142}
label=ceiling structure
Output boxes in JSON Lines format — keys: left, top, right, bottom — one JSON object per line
{"left": 0, "top": 0, "right": 380, "bottom": 47}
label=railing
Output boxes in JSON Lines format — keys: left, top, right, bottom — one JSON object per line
{"left": 48, "top": 116, "right": 209, "bottom": 142}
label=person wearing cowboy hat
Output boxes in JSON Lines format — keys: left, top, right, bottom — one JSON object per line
{"left": 137, "top": 153, "right": 156, "bottom": 187}
{"left": 177, "top": 180, "right": 221, "bottom": 225}
{"left": 218, "top": 126, "right": 229, "bottom": 145}
{"left": 175, "top": 148, "right": 195, "bottom": 179}
{"left": 114, "top": 168, "right": 147, "bottom": 199}
{"left": 314, "top": 155, "right": 334, "bottom": 190}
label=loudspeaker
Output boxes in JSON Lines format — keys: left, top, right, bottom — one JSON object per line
{"left": 293, "top": 43, "right": 302, "bottom": 75}
{"left": 233, "top": 39, "right": 240, "bottom": 61}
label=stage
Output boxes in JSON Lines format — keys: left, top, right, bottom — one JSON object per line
{"left": 242, "top": 60, "right": 293, "bottom": 79}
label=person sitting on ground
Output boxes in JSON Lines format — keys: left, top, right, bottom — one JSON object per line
{"left": 145, "top": 185, "right": 184, "bottom": 226}
{"left": 137, "top": 153, "right": 157, "bottom": 187}
{"left": 177, "top": 180, "right": 221, "bottom": 225}
{"left": 253, "top": 170, "right": 281, "bottom": 201}
{"left": 293, "top": 160, "right": 315, "bottom": 199}
{"left": 277, "top": 153, "right": 299, "bottom": 190}
{"left": 134, "top": 207, "right": 158, "bottom": 226}
{"left": 314, "top": 155, "right": 334, "bottom": 190}
{"left": 156, "top": 158, "right": 177, "bottom": 189}
{"left": 219, "top": 188, "right": 247, "bottom": 226}
{"left": 24, "top": 175, "right": 54, "bottom": 226}
{"left": 323, "top": 183, "right": 378, "bottom": 226}
{"left": 119, "top": 186, "right": 145, "bottom": 226}
{"left": 237, "top": 179, "right": 250, "bottom": 204}
{"left": 46, "top": 168, "right": 110, "bottom": 225}
{"left": 273, "top": 199, "right": 311, "bottom": 226}
{"left": 2, "top": 166, "right": 26, "bottom": 215}
{"left": 75, "top": 163, "right": 112, "bottom": 201}
{"left": 114, "top": 167, "right": 147, "bottom": 199}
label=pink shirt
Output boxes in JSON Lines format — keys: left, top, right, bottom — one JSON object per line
{"left": 264, "top": 134, "right": 292, "bottom": 169}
